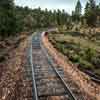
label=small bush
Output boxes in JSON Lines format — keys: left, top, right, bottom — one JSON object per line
{"left": 85, "top": 48, "right": 96, "bottom": 61}
{"left": 79, "top": 51, "right": 85, "bottom": 57}
{"left": 79, "top": 59, "right": 94, "bottom": 70}
{"left": 69, "top": 53, "right": 80, "bottom": 63}
{"left": 91, "top": 57, "right": 100, "bottom": 68}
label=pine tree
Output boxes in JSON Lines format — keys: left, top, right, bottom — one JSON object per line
{"left": 84, "top": 0, "right": 97, "bottom": 26}
{"left": 85, "top": 2, "right": 90, "bottom": 14}
{"left": 62, "top": 9, "right": 66, "bottom": 25}
{"left": 99, "top": 3, "right": 100, "bottom": 8}
{"left": 0, "top": 0, "right": 16, "bottom": 37}
{"left": 73, "top": 0, "right": 82, "bottom": 22}
{"left": 56, "top": 9, "right": 62, "bottom": 25}
{"left": 75, "top": 0, "right": 82, "bottom": 16}
{"left": 53, "top": 10, "right": 57, "bottom": 25}
{"left": 89, "top": 0, "right": 96, "bottom": 9}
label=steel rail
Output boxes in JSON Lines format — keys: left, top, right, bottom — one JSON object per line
{"left": 30, "top": 31, "right": 85, "bottom": 100}
{"left": 29, "top": 33, "right": 38, "bottom": 100}
{"left": 40, "top": 33, "right": 78, "bottom": 100}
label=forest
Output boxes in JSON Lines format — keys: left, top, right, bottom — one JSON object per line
{"left": 0, "top": 0, "right": 99, "bottom": 38}
{"left": 0, "top": 0, "right": 70, "bottom": 37}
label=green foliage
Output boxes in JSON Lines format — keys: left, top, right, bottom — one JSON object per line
{"left": 79, "top": 59, "right": 94, "bottom": 70}
{"left": 15, "top": 6, "right": 70, "bottom": 32}
{"left": 72, "top": 0, "right": 82, "bottom": 22}
{"left": 0, "top": 1, "right": 70, "bottom": 36}
{"left": 49, "top": 32, "right": 100, "bottom": 77}
{"left": 71, "top": 0, "right": 100, "bottom": 27}
{"left": 75, "top": 0, "right": 82, "bottom": 16}
{"left": 91, "top": 56, "right": 100, "bottom": 68}
{"left": 69, "top": 53, "right": 81, "bottom": 63}
{"left": 84, "top": 0, "right": 97, "bottom": 27}
{"left": 0, "top": 0, "right": 16, "bottom": 37}
{"left": 85, "top": 48, "right": 96, "bottom": 61}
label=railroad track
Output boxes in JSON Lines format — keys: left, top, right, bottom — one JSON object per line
{"left": 28, "top": 32, "right": 85, "bottom": 100}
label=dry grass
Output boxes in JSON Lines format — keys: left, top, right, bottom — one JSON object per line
{"left": 48, "top": 31, "right": 100, "bottom": 76}
{"left": 0, "top": 33, "right": 32, "bottom": 100}
{"left": 54, "top": 34, "right": 100, "bottom": 52}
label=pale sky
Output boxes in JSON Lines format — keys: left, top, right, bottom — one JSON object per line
{"left": 14, "top": 0, "right": 100, "bottom": 14}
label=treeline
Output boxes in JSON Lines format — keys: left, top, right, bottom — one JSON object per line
{"left": 15, "top": 6, "right": 70, "bottom": 32}
{"left": 0, "top": 0, "right": 100, "bottom": 38}
{"left": 0, "top": 0, "right": 70, "bottom": 38}
{"left": 72, "top": 0, "right": 100, "bottom": 27}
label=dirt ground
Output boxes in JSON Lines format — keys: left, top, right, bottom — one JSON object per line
{"left": 0, "top": 33, "right": 32, "bottom": 100}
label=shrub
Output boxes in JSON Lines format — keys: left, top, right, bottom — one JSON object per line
{"left": 79, "top": 59, "right": 94, "bottom": 70}
{"left": 69, "top": 53, "right": 80, "bottom": 63}
{"left": 91, "top": 56, "right": 100, "bottom": 68}
{"left": 79, "top": 50, "right": 85, "bottom": 57}
{"left": 85, "top": 48, "right": 96, "bottom": 61}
